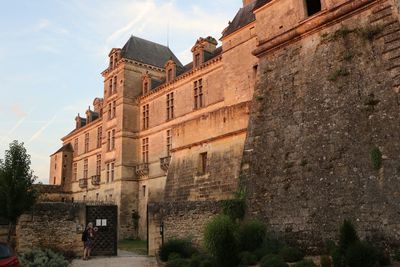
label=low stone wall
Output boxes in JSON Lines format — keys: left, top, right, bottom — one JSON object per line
{"left": 148, "top": 201, "right": 221, "bottom": 255}
{"left": 16, "top": 202, "right": 86, "bottom": 255}
{"left": 35, "top": 184, "right": 70, "bottom": 202}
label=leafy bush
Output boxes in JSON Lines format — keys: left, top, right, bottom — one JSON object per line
{"left": 237, "top": 219, "right": 266, "bottom": 252}
{"left": 254, "top": 234, "right": 285, "bottom": 260}
{"left": 338, "top": 220, "right": 359, "bottom": 253}
{"left": 345, "top": 241, "right": 378, "bottom": 267}
{"left": 293, "top": 259, "right": 317, "bottom": 267}
{"left": 239, "top": 251, "right": 257, "bottom": 266}
{"left": 190, "top": 254, "right": 216, "bottom": 267}
{"left": 394, "top": 249, "right": 400, "bottom": 261}
{"left": 260, "top": 254, "right": 288, "bottom": 267}
{"left": 332, "top": 248, "right": 345, "bottom": 267}
{"left": 169, "top": 252, "right": 182, "bottom": 261}
{"left": 204, "top": 215, "right": 238, "bottom": 267}
{"left": 159, "top": 238, "right": 197, "bottom": 262}
{"left": 222, "top": 199, "right": 246, "bottom": 221}
{"left": 324, "top": 240, "right": 337, "bottom": 255}
{"left": 376, "top": 249, "right": 391, "bottom": 266}
{"left": 320, "top": 255, "right": 332, "bottom": 267}
{"left": 19, "top": 248, "right": 69, "bottom": 267}
{"left": 279, "top": 246, "right": 304, "bottom": 262}
{"left": 166, "top": 258, "right": 191, "bottom": 267}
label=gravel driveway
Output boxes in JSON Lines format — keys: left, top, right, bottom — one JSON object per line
{"left": 71, "top": 250, "right": 157, "bottom": 267}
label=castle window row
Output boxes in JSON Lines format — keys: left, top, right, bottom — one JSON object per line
{"left": 141, "top": 79, "right": 205, "bottom": 129}
{"left": 72, "top": 126, "right": 103, "bottom": 156}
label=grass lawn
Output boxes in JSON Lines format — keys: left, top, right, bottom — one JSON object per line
{"left": 118, "top": 239, "right": 147, "bottom": 255}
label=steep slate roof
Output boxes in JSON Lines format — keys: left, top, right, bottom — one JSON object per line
{"left": 121, "top": 36, "right": 183, "bottom": 68}
{"left": 222, "top": 1, "right": 257, "bottom": 38}
{"left": 253, "top": 0, "right": 272, "bottom": 11}
{"left": 51, "top": 143, "right": 73, "bottom": 156}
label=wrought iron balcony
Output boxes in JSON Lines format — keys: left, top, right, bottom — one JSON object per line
{"left": 134, "top": 163, "right": 149, "bottom": 177}
{"left": 91, "top": 175, "right": 101, "bottom": 186}
{"left": 160, "top": 156, "right": 171, "bottom": 171}
{"left": 79, "top": 178, "right": 88, "bottom": 189}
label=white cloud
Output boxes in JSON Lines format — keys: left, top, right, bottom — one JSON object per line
{"left": 28, "top": 115, "right": 57, "bottom": 144}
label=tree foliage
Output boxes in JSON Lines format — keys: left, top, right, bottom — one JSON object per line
{"left": 0, "top": 141, "right": 37, "bottom": 241}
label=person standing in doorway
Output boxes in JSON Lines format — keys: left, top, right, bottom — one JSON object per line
{"left": 82, "top": 222, "right": 95, "bottom": 260}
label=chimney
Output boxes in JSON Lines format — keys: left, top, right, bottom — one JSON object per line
{"left": 243, "top": 0, "right": 255, "bottom": 6}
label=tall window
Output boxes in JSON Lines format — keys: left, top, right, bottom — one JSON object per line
{"left": 167, "top": 69, "right": 173, "bottom": 82}
{"left": 108, "top": 103, "right": 112, "bottom": 120}
{"left": 142, "top": 104, "right": 149, "bottom": 130}
{"left": 305, "top": 0, "right": 321, "bottom": 16}
{"left": 166, "top": 92, "right": 174, "bottom": 120}
{"left": 143, "top": 81, "right": 149, "bottom": 94}
{"left": 194, "top": 79, "right": 204, "bottom": 109}
{"left": 194, "top": 53, "right": 201, "bottom": 68}
{"left": 198, "top": 152, "right": 207, "bottom": 175}
{"left": 97, "top": 127, "right": 102, "bottom": 148}
{"left": 110, "top": 55, "right": 114, "bottom": 69}
{"left": 73, "top": 162, "right": 77, "bottom": 181}
{"left": 142, "top": 138, "right": 149, "bottom": 163}
{"left": 167, "top": 130, "right": 172, "bottom": 156}
{"left": 106, "top": 162, "right": 115, "bottom": 183}
{"left": 112, "top": 101, "right": 116, "bottom": 118}
{"left": 111, "top": 129, "right": 115, "bottom": 150}
{"left": 74, "top": 138, "right": 78, "bottom": 156}
{"left": 108, "top": 80, "right": 112, "bottom": 96}
{"left": 83, "top": 159, "right": 88, "bottom": 179}
{"left": 84, "top": 133, "right": 89, "bottom": 153}
{"left": 113, "top": 76, "right": 117, "bottom": 94}
{"left": 96, "top": 154, "right": 101, "bottom": 176}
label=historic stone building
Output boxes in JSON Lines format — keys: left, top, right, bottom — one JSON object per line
{"left": 49, "top": 0, "right": 400, "bottom": 254}
{"left": 49, "top": 0, "right": 257, "bottom": 241}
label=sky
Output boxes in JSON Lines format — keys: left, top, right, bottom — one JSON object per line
{"left": 0, "top": 0, "right": 242, "bottom": 184}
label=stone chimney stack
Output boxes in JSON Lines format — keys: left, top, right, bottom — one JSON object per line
{"left": 243, "top": 0, "right": 255, "bottom": 6}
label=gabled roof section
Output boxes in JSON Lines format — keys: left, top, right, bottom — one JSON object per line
{"left": 253, "top": 0, "right": 272, "bottom": 11}
{"left": 222, "top": 1, "right": 257, "bottom": 38}
{"left": 51, "top": 143, "right": 73, "bottom": 156}
{"left": 121, "top": 36, "right": 183, "bottom": 68}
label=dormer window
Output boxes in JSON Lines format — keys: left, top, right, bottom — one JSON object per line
{"left": 305, "top": 0, "right": 322, "bottom": 17}
{"left": 165, "top": 60, "right": 177, "bottom": 83}
{"left": 142, "top": 74, "right": 150, "bottom": 95}
{"left": 191, "top": 36, "right": 217, "bottom": 70}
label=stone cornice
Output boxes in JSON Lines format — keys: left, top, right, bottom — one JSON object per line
{"left": 253, "top": 0, "right": 380, "bottom": 58}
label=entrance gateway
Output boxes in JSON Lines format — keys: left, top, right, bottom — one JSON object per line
{"left": 86, "top": 204, "right": 118, "bottom": 256}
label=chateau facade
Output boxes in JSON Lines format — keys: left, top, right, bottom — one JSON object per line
{"left": 50, "top": 0, "right": 400, "bottom": 254}
{"left": 50, "top": 0, "right": 258, "bottom": 239}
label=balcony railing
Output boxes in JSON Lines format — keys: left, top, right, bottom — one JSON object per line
{"left": 134, "top": 163, "right": 149, "bottom": 177}
{"left": 79, "top": 178, "right": 88, "bottom": 189}
{"left": 160, "top": 156, "right": 171, "bottom": 171}
{"left": 91, "top": 175, "right": 101, "bottom": 186}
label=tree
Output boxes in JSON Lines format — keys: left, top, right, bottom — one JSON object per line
{"left": 0, "top": 141, "right": 37, "bottom": 242}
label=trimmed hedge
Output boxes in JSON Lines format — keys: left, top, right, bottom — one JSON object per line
{"left": 159, "top": 238, "right": 197, "bottom": 262}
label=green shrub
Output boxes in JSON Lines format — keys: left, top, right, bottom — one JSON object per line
{"left": 279, "top": 246, "right": 304, "bottom": 262}
{"left": 169, "top": 252, "right": 183, "bottom": 261}
{"left": 254, "top": 234, "right": 285, "bottom": 260}
{"left": 371, "top": 147, "right": 382, "bottom": 170}
{"left": 324, "top": 240, "right": 337, "bottom": 255}
{"left": 19, "top": 248, "right": 69, "bottom": 267}
{"left": 338, "top": 220, "right": 359, "bottom": 253}
{"left": 293, "top": 259, "right": 318, "bottom": 267}
{"left": 260, "top": 254, "right": 288, "bottom": 267}
{"left": 320, "top": 255, "right": 332, "bottom": 267}
{"left": 190, "top": 254, "right": 216, "bottom": 267}
{"left": 159, "top": 238, "right": 197, "bottom": 262}
{"left": 376, "top": 249, "right": 391, "bottom": 266}
{"left": 166, "top": 258, "right": 191, "bottom": 267}
{"left": 394, "top": 249, "right": 400, "bottom": 261}
{"left": 237, "top": 219, "right": 266, "bottom": 252}
{"left": 345, "top": 241, "right": 378, "bottom": 267}
{"left": 239, "top": 251, "right": 257, "bottom": 266}
{"left": 332, "top": 248, "right": 345, "bottom": 267}
{"left": 222, "top": 198, "right": 246, "bottom": 221}
{"left": 204, "top": 215, "right": 238, "bottom": 267}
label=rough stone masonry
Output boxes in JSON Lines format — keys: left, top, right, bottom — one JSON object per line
{"left": 241, "top": 0, "right": 400, "bottom": 253}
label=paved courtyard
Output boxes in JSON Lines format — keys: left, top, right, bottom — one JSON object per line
{"left": 71, "top": 250, "right": 157, "bottom": 267}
